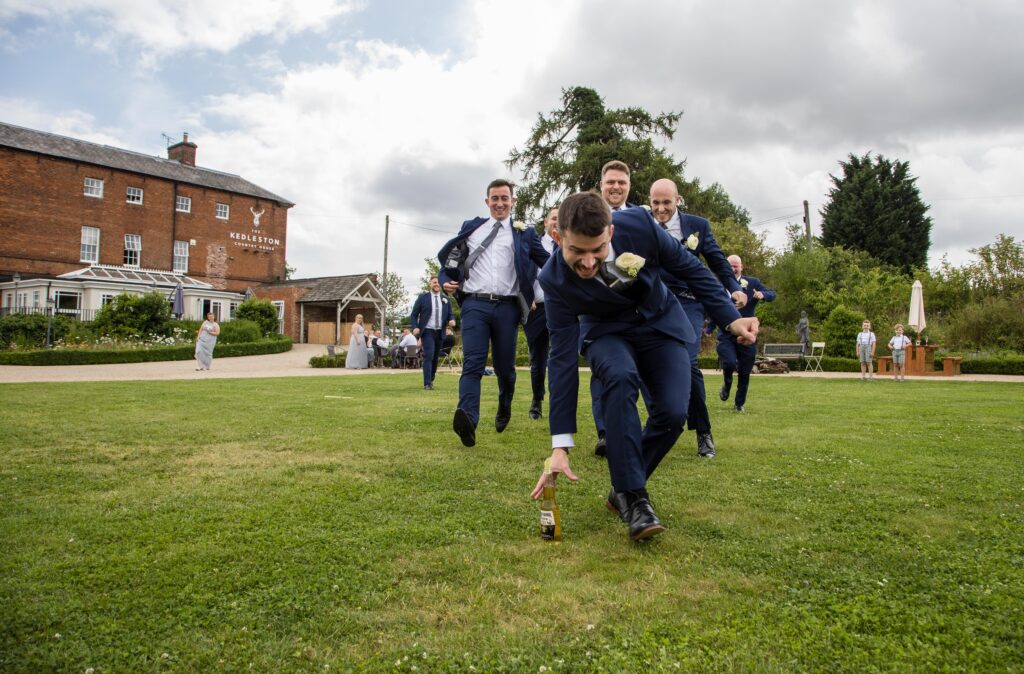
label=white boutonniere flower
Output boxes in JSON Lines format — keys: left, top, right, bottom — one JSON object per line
{"left": 686, "top": 233, "right": 699, "bottom": 250}
{"left": 740, "top": 278, "right": 749, "bottom": 289}
{"left": 442, "top": 297, "right": 448, "bottom": 304}
{"left": 615, "top": 253, "right": 646, "bottom": 278}
{"left": 512, "top": 220, "right": 527, "bottom": 232}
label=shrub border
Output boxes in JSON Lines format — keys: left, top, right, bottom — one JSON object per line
{"left": 0, "top": 337, "right": 292, "bottom": 366}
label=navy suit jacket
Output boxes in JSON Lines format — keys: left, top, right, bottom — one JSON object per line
{"left": 409, "top": 292, "right": 453, "bottom": 331}
{"left": 659, "top": 208, "right": 741, "bottom": 297}
{"left": 734, "top": 275, "right": 776, "bottom": 319}
{"left": 539, "top": 208, "right": 743, "bottom": 436}
{"left": 437, "top": 218, "right": 550, "bottom": 306}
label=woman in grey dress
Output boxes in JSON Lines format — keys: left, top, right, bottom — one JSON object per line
{"left": 195, "top": 312, "right": 220, "bottom": 371}
{"left": 345, "top": 314, "right": 369, "bottom": 369}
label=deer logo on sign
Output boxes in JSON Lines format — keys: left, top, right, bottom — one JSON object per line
{"left": 250, "top": 206, "right": 265, "bottom": 228}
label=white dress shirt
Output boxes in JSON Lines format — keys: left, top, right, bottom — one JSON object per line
{"left": 399, "top": 333, "right": 418, "bottom": 348}
{"left": 662, "top": 208, "right": 682, "bottom": 241}
{"left": 428, "top": 291, "right": 444, "bottom": 329}
{"left": 462, "top": 218, "right": 517, "bottom": 296}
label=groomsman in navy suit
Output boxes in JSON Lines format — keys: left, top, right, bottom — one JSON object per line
{"left": 410, "top": 275, "right": 456, "bottom": 390}
{"left": 718, "top": 254, "right": 776, "bottom": 412}
{"left": 438, "top": 179, "right": 550, "bottom": 447}
{"left": 591, "top": 160, "right": 639, "bottom": 457}
{"left": 530, "top": 192, "right": 759, "bottom": 542}
{"left": 648, "top": 179, "right": 747, "bottom": 459}
{"left": 524, "top": 207, "right": 560, "bottom": 420}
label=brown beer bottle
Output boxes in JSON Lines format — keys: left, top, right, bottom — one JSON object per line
{"left": 540, "top": 458, "right": 562, "bottom": 541}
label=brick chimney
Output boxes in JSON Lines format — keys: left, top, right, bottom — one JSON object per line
{"left": 167, "top": 132, "right": 197, "bottom": 166}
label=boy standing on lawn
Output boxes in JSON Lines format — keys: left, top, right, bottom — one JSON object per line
{"left": 888, "top": 323, "right": 913, "bottom": 381}
{"left": 857, "top": 320, "right": 877, "bottom": 380}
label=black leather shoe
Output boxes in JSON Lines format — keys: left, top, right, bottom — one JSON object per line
{"left": 605, "top": 490, "right": 628, "bottom": 523}
{"left": 697, "top": 432, "right": 716, "bottom": 458}
{"left": 529, "top": 399, "right": 542, "bottom": 420}
{"left": 594, "top": 435, "right": 607, "bottom": 458}
{"left": 453, "top": 408, "right": 476, "bottom": 447}
{"left": 627, "top": 498, "right": 666, "bottom": 541}
{"left": 424, "top": 383, "right": 433, "bottom": 390}
{"left": 495, "top": 403, "right": 512, "bottom": 433}
{"left": 734, "top": 404, "right": 744, "bottom": 413}
{"left": 719, "top": 384, "right": 730, "bottom": 401}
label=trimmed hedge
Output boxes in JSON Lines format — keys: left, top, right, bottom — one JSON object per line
{"left": 960, "top": 354, "right": 1024, "bottom": 375}
{"left": 309, "top": 355, "right": 346, "bottom": 368}
{"left": 0, "top": 337, "right": 291, "bottom": 365}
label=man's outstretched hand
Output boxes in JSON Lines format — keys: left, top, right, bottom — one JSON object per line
{"left": 530, "top": 448, "right": 578, "bottom": 499}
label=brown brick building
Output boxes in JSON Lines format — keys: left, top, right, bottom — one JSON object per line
{"left": 0, "top": 121, "right": 294, "bottom": 322}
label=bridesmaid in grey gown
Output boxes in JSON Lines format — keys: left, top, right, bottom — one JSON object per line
{"left": 345, "top": 314, "right": 369, "bottom": 369}
{"left": 195, "top": 312, "right": 220, "bottom": 371}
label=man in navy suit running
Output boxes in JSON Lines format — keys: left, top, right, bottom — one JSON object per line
{"left": 718, "top": 254, "right": 776, "bottom": 412}
{"left": 530, "top": 192, "right": 759, "bottom": 542}
{"left": 410, "top": 275, "right": 456, "bottom": 390}
{"left": 438, "top": 179, "right": 550, "bottom": 447}
{"left": 649, "top": 178, "right": 747, "bottom": 459}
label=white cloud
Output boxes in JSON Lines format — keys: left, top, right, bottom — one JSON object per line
{"left": 0, "top": 0, "right": 361, "bottom": 56}
{"left": 5, "top": 0, "right": 1022, "bottom": 294}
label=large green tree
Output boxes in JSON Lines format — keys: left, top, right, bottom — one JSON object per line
{"left": 820, "top": 153, "right": 932, "bottom": 272}
{"left": 506, "top": 86, "right": 749, "bottom": 226}
{"left": 372, "top": 270, "right": 409, "bottom": 332}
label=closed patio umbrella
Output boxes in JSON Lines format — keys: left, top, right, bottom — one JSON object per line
{"left": 171, "top": 282, "right": 185, "bottom": 319}
{"left": 908, "top": 279, "right": 926, "bottom": 336}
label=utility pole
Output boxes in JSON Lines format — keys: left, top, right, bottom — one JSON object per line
{"left": 803, "top": 200, "right": 812, "bottom": 248}
{"left": 382, "top": 214, "right": 390, "bottom": 333}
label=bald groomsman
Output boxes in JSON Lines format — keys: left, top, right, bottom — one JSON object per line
{"left": 718, "top": 255, "right": 776, "bottom": 413}
{"left": 648, "top": 179, "right": 746, "bottom": 458}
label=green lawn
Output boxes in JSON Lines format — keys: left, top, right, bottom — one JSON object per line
{"left": 1, "top": 372, "right": 1022, "bottom": 672}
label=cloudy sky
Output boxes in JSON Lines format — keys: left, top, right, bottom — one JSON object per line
{"left": 2, "top": 0, "right": 1022, "bottom": 296}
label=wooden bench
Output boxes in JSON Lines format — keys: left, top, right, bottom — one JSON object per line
{"left": 761, "top": 343, "right": 805, "bottom": 362}
{"left": 942, "top": 356, "right": 962, "bottom": 376}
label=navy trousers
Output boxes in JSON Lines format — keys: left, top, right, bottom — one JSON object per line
{"left": 679, "top": 299, "right": 711, "bottom": 433}
{"left": 717, "top": 332, "right": 757, "bottom": 407}
{"left": 457, "top": 297, "right": 519, "bottom": 426}
{"left": 587, "top": 326, "right": 690, "bottom": 494}
{"left": 420, "top": 328, "right": 443, "bottom": 386}
{"left": 524, "top": 303, "right": 549, "bottom": 402}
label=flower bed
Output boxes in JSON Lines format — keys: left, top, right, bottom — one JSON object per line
{"left": 0, "top": 336, "right": 292, "bottom": 365}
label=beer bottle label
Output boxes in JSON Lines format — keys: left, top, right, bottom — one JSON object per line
{"left": 540, "top": 509, "right": 556, "bottom": 539}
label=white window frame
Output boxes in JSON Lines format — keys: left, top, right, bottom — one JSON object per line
{"left": 172, "top": 240, "right": 189, "bottom": 274}
{"left": 126, "top": 186, "right": 144, "bottom": 205}
{"left": 176, "top": 195, "right": 192, "bottom": 213}
{"left": 80, "top": 226, "right": 100, "bottom": 263}
{"left": 229, "top": 302, "right": 239, "bottom": 319}
{"left": 54, "top": 290, "right": 81, "bottom": 315}
{"left": 123, "top": 233, "right": 142, "bottom": 268}
{"left": 272, "top": 300, "right": 285, "bottom": 334}
{"left": 83, "top": 177, "right": 104, "bottom": 198}
{"left": 216, "top": 203, "right": 230, "bottom": 220}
